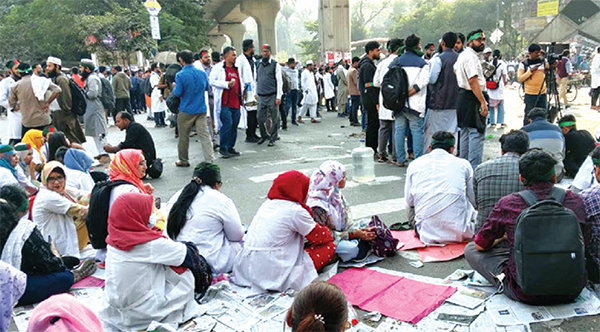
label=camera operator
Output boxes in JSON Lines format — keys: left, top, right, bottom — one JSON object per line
{"left": 518, "top": 44, "right": 549, "bottom": 125}
{"left": 557, "top": 49, "right": 573, "bottom": 108}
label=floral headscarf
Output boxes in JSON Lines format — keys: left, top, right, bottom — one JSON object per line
{"left": 21, "top": 129, "right": 45, "bottom": 163}
{"left": 109, "top": 149, "right": 147, "bottom": 194}
{"left": 306, "top": 161, "right": 348, "bottom": 231}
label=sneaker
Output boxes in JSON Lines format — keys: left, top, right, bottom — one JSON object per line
{"left": 267, "top": 141, "right": 275, "bottom": 147}
{"left": 257, "top": 137, "right": 267, "bottom": 145}
{"left": 72, "top": 259, "right": 97, "bottom": 284}
{"left": 228, "top": 148, "right": 241, "bottom": 156}
{"left": 297, "top": 117, "right": 304, "bottom": 124}
{"left": 220, "top": 150, "right": 232, "bottom": 158}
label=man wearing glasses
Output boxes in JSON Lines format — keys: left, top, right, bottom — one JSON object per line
{"left": 455, "top": 29, "right": 488, "bottom": 169}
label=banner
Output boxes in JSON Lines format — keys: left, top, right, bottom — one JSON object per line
{"left": 537, "top": 0, "right": 559, "bottom": 17}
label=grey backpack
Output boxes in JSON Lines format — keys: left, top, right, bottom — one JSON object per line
{"left": 514, "top": 188, "right": 585, "bottom": 296}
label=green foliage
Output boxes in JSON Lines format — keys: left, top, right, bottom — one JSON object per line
{"left": 296, "top": 19, "right": 320, "bottom": 63}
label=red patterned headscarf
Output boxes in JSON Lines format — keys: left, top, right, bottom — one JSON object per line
{"left": 109, "top": 149, "right": 147, "bottom": 194}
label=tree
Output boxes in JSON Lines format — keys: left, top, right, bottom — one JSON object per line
{"left": 297, "top": 20, "right": 320, "bottom": 63}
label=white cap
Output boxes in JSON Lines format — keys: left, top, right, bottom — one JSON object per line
{"left": 305, "top": 60, "right": 314, "bottom": 66}
{"left": 47, "top": 56, "right": 62, "bottom": 66}
{"left": 483, "top": 47, "right": 492, "bottom": 54}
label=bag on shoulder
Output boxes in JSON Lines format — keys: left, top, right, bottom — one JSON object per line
{"left": 69, "top": 78, "right": 87, "bottom": 116}
{"left": 142, "top": 76, "right": 153, "bottom": 97}
{"left": 99, "top": 77, "right": 115, "bottom": 111}
{"left": 368, "top": 215, "right": 399, "bottom": 257}
{"left": 166, "top": 93, "right": 180, "bottom": 114}
{"left": 513, "top": 188, "right": 585, "bottom": 297}
{"left": 282, "top": 71, "right": 292, "bottom": 94}
{"left": 86, "top": 180, "right": 131, "bottom": 249}
{"left": 381, "top": 65, "right": 410, "bottom": 115}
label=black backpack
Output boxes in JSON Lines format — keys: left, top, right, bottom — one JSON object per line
{"left": 331, "top": 72, "right": 339, "bottom": 87}
{"left": 142, "top": 76, "right": 153, "bottom": 97}
{"left": 513, "top": 188, "right": 585, "bottom": 297}
{"left": 99, "top": 77, "right": 115, "bottom": 111}
{"left": 69, "top": 79, "right": 87, "bottom": 116}
{"left": 381, "top": 65, "right": 410, "bottom": 114}
{"left": 86, "top": 180, "right": 131, "bottom": 249}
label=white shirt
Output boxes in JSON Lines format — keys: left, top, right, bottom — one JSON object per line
{"left": 166, "top": 187, "right": 244, "bottom": 275}
{"left": 301, "top": 69, "right": 318, "bottom": 105}
{"left": 232, "top": 200, "right": 317, "bottom": 294}
{"left": 405, "top": 149, "right": 476, "bottom": 244}
{"left": 323, "top": 72, "right": 335, "bottom": 99}
{"left": 100, "top": 238, "right": 198, "bottom": 332}
{"left": 0, "top": 168, "right": 19, "bottom": 188}
{"left": 65, "top": 168, "right": 95, "bottom": 192}
{"left": 591, "top": 53, "right": 600, "bottom": 89}
{"left": 0, "top": 76, "right": 22, "bottom": 139}
{"left": 454, "top": 47, "right": 486, "bottom": 91}
{"left": 373, "top": 54, "right": 398, "bottom": 121}
{"left": 487, "top": 60, "right": 507, "bottom": 100}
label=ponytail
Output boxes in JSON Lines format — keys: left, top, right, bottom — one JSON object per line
{"left": 167, "top": 179, "right": 203, "bottom": 239}
{"left": 288, "top": 282, "right": 348, "bottom": 332}
{"left": 296, "top": 315, "right": 326, "bottom": 332}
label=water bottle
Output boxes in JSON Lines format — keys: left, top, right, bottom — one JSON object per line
{"left": 352, "top": 139, "right": 375, "bottom": 183}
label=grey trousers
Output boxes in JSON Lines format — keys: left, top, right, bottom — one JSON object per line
{"left": 378, "top": 119, "right": 396, "bottom": 157}
{"left": 177, "top": 112, "right": 214, "bottom": 163}
{"left": 464, "top": 242, "right": 519, "bottom": 300}
{"left": 258, "top": 94, "right": 280, "bottom": 141}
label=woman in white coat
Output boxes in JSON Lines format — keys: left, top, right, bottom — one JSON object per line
{"left": 63, "top": 148, "right": 95, "bottom": 192}
{"left": 100, "top": 192, "right": 199, "bottom": 332}
{"left": 298, "top": 61, "right": 319, "bottom": 124}
{"left": 323, "top": 67, "right": 336, "bottom": 112}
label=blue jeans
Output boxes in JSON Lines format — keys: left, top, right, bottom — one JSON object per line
{"left": 394, "top": 111, "right": 424, "bottom": 162}
{"left": 350, "top": 95, "right": 360, "bottom": 124}
{"left": 286, "top": 89, "right": 299, "bottom": 124}
{"left": 153, "top": 111, "right": 165, "bottom": 126}
{"left": 489, "top": 100, "right": 504, "bottom": 124}
{"left": 459, "top": 127, "right": 484, "bottom": 169}
{"left": 219, "top": 107, "right": 241, "bottom": 152}
{"left": 18, "top": 269, "right": 73, "bottom": 306}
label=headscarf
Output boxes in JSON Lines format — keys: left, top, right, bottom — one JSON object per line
{"left": 267, "top": 170, "right": 311, "bottom": 214}
{"left": 26, "top": 293, "right": 104, "bottom": 332}
{"left": 0, "top": 145, "right": 17, "bottom": 179}
{"left": 41, "top": 161, "right": 67, "bottom": 188}
{"left": 109, "top": 149, "right": 147, "bottom": 194}
{"left": 64, "top": 149, "right": 94, "bottom": 173}
{"left": 21, "top": 129, "right": 45, "bottom": 163}
{"left": 106, "top": 192, "right": 161, "bottom": 252}
{"left": 307, "top": 161, "right": 348, "bottom": 231}
{"left": 0, "top": 260, "right": 27, "bottom": 332}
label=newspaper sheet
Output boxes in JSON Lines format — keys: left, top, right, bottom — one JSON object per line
{"left": 338, "top": 254, "right": 385, "bottom": 268}
{"left": 486, "top": 287, "right": 600, "bottom": 326}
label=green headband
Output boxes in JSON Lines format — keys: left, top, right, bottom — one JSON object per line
{"left": 431, "top": 137, "right": 456, "bottom": 149}
{"left": 558, "top": 121, "right": 576, "bottom": 127}
{"left": 592, "top": 158, "right": 600, "bottom": 166}
{"left": 468, "top": 32, "right": 485, "bottom": 43}
{"left": 523, "top": 167, "right": 555, "bottom": 186}
{"left": 17, "top": 66, "right": 32, "bottom": 74}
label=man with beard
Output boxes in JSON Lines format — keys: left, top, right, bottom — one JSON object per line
{"left": 236, "top": 39, "right": 259, "bottom": 142}
{"left": 111, "top": 65, "right": 133, "bottom": 120}
{"left": 455, "top": 33, "right": 465, "bottom": 53}
{"left": 455, "top": 29, "right": 488, "bottom": 169}
{"left": 0, "top": 60, "right": 22, "bottom": 145}
{"left": 47, "top": 57, "right": 86, "bottom": 144}
{"left": 195, "top": 50, "right": 218, "bottom": 147}
{"left": 255, "top": 44, "right": 283, "bottom": 147}
{"left": 358, "top": 41, "right": 381, "bottom": 154}
{"left": 80, "top": 59, "right": 108, "bottom": 157}
{"left": 423, "top": 43, "right": 436, "bottom": 65}
{"left": 518, "top": 44, "right": 549, "bottom": 125}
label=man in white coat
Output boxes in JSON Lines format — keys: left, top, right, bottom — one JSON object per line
{"left": 0, "top": 60, "right": 22, "bottom": 145}
{"left": 298, "top": 61, "right": 319, "bottom": 123}
{"left": 236, "top": 39, "right": 260, "bottom": 142}
{"left": 373, "top": 38, "right": 404, "bottom": 163}
{"left": 210, "top": 46, "right": 244, "bottom": 158}
{"left": 592, "top": 47, "right": 600, "bottom": 111}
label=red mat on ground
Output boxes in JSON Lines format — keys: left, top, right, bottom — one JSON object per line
{"left": 391, "top": 230, "right": 426, "bottom": 250}
{"left": 329, "top": 268, "right": 456, "bottom": 324}
{"left": 417, "top": 242, "right": 468, "bottom": 262}
{"left": 71, "top": 276, "right": 105, "bottom": 289}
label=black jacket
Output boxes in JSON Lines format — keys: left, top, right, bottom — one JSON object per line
{"left": 358, "top": 56, "right": 379, "bottom": 107}
{"left": 119, "top": 121, "right": 157, "bottom": 164}
{"left": 564, "top": 128, "right": 596, "bottom": 177}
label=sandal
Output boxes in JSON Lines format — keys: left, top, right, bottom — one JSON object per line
{"left": 72, "top": 259, "right": 97, "bottom": 283}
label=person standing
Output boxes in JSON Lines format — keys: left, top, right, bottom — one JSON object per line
{"left": 210, "top": 47, "right": 243, "bottom": 158}
{"left": 283, "top": 58, "right": 300, "bottom": 126}
{"left": 172, "top": 50, "right": 214, "bottom": 167}
{"left": 298, "top": 61, "right": 319, "bottom": 124}
{"left": 150, "top": 63, "right": 166, "bottom": 128}
{"left": 556, "top": 50, "right": 573, "bottom": 107}
{"left": 46, "top": 57, "right": 86, "bottom": 144}
{"left": 79, "top": 59, "right": 108, "bottom": 156}
{"left": 111, "top": 65, "right": 132, "bottom": 120}
{"left": 323, "top": 66, "right": 336, "bottom": 113}
{"left": 347, "top": 57, "right": 361, "bottom": 127}
{"left": 592, "top": 47, "right": 600, "bottom": 110}
{"left": 236, "top": 39, "right": 259, "bottom": 142}
{"left": 255, "top": 44, "right": 283, "bottom": 147}
{"left": 195, "top": 51, "right": 218, "bottom": 148}
{"left": 358, "top": 41, "right": 381, "bottom": 153}
{"left": 0, "top": 60, "right": 22, "bottom": 145}
{"left": 335, "top": 60, "right": 348, "bottom": 118}
{"left": 487, "top": 50, "right": 508, "bottom": 128}
{"left": 455, "top": 33, "right": 465, "bottom": 53}
{"left": 455, "top": 29, "right": 488, "bottom": 169}
{"left": 518, "top": 44, "right": 548, "bottom": 125}
{"left": 424, "top": 32, "right": 460, "bottom": 150}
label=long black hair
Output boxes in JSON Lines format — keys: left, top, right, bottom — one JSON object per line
{"left": 48, "top": 131, "right": 69, "bottom": 161}
{"left": 0, "top": 195, "right": 20, "bottom": 251}
{"left": 167, "top": 162, "right": 221, "bottom": 239}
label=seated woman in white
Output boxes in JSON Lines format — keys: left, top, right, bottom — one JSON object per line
{"left": 233, "top": 170, "right": 335, "bottom": 293}
{"left": 100, "top": 192, "right": 199, "bottom": 332}
{"left": 166, "top": 162, "right": 244, "bottom": 275}
{"left": 31, "top": 162, "right": 88, "bottom": 257}
{"left": 63, "top": 148, "right": 95, "bottom": 192}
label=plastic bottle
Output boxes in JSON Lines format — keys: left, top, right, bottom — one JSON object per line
{"left": 352, "top": 139, "right": 375, "bottom": 183}
{"left": 347, "top": 303, "right": 359, "bottom": 326}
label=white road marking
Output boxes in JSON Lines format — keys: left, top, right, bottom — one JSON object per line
{"left": 251, "top": 154, "right": 352, "bottom": 168}
{"left": 249, "top": 169, "right": 313, "bottom": 183}
{"left": 310, "top": 145, "right": 345, "bottom": 149}
{"left": 345, "top": 175, "right": 403, "bottom": 188}
{"left": 350, "top": 198, "right": 406, "bottom": 220}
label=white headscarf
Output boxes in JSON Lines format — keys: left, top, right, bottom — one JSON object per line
{"left": 306, "top": 160, "right": 348, "bottom": 231}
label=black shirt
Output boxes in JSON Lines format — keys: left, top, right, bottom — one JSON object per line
{"left": 564, "top": 128, "right": 596, "bottom": 178}
{"left": 118, "top": 121, "right": 157, "bottom": 164}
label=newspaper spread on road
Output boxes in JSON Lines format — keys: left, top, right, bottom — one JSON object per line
{"left": 338, "top": 254, "right": 385, "bottom": 268}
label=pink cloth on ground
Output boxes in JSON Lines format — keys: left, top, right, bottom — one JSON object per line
{"left": 417, "top": 243, "right": 468, "bottom": 262}
{"left": 328, "top": 268, "right": 399, "bottom": 305}
{"left": 71, "top": 276, "right": 105, "bottom": 289}
{"left": 391, "top": 230, "right": 426, "bottom": 250}
{"left": 26, "top": 293, "right": 104, "bottom": 332}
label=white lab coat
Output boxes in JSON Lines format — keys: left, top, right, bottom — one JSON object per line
{"left": 236, "top": 54, "right": 257, "bottom": 129}
{"left": 301, "top": 69, "right": 318, "bottom": 106}
{"left": 373, "top": 54, "right": 398, "bottom": 121}
{"left": 150, "top": 72, "right": 165, "bottom": 113}
{"left": 100, "top": 238, "right": 199, "bottom": 332}
{"left": 323, "top": 72, "right": 335, "bottom": 99}
{"left": 0, "top": 76, "right": 21, "bottom": 140}
{"left": 592, "top": 53, "right": 600, "bottom": 89}
{"left": 210, "top": 62, "right": 244, "bottom": 132}
{"left": 65, "top": 168, "right": 95, "bottom": 192}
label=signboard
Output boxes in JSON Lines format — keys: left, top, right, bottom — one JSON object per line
{"left": 326, "top": 52, "right": 334, "bottom": 66}
{"left": 144, "top": 0, "right": 162, "bottom": 15}
{"left": 524, "top": 17, "right": 547, "bottom": 31}
{"left": 149, "top": 14, "right": 161, "bottom": 40}
{"left": 537, "top": 0, "right": 559, "bottom": 17}
{"left": 344, "top": 52, "right": 352, "bottom": 62}
{"left": 490, "top": 28, "right": 504, "bottom": 44}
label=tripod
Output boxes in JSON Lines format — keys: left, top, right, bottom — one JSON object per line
{"left": 545, "top": 64, "right": 562, "bottom": 124}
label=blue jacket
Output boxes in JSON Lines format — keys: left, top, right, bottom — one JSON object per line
{"left": 172, "top": 65, "right": 209, "bottom": 114}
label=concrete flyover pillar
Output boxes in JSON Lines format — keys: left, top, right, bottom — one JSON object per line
{"left": 319, "top": 0, "right": 350, "bottom": 59}
{"left": 219, "top": 23, "right": 247, "bottom": 52}
{"left": 208, "top": 34, "right": 227, "bottom": 53}
{"left": 240, "top": 0, "right": 281, "bottom": 54}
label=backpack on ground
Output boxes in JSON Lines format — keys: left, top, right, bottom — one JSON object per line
{"left": 99, "top": 77, "right": 115, "bottom": 111}
{"left": 86, "top": 180, "right": 131, "bottom": 249}
{"left": 513, "top": 187, "right": 585, "bottom": 297}
{"left": 368, "top": 215, "right": 399, "bottom": 257}
{"left": 69, "top": 78, "right": 87, "bottom": 116}
{"left": 142, "top": 76, "right": 153, "bottom": 97}
{"left": 381, "top": 65, "right": 410, "bottom": 114}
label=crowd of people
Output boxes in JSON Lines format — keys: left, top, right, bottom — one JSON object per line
{"left": 1, "top": 26, "right": 600, "bottom": 332}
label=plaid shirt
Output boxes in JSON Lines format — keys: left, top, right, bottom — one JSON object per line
{"left": 580, "top": 185, "right": 600, "bottom": 268}
{"left": 473, "top": 153, "right": 524, "bottom": 231}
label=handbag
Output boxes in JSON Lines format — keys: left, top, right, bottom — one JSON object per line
{"left": 147, "top": 159, "right": 163, "bottom": 179}
{"left": 368, "top": 215, "right": 399, "bottom": 257}
{"left": 166, "top": 93, "right": 180, "bottom": 114}
{"left": 486, "top": 80, "right": 498, "bottom": 90}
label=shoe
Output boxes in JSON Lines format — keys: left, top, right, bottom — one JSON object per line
{"left": 292, "top": 122, "right": 299, "bottom": 126}
{"left": 257, "top": 137, "right": 267, "bottom": 145}
{"left": 267, "top": 141, "right": 275, "bottom": 147}
{"left": 175, "top": 134, "right": 179, "bottom": 138}
{"left": 351, "top": 122, "right": 361, "bottom": 127}
{"left": 245, "top": 137, "right": 259, "bottom": 143}
{"left": 282, "top": 127, "right": 288, "bottom": 130}
{"left": 396, "top": 161, "right": 406, "bottom": 167}
{"left": 213, "top": 144, "right": 220, "bottom": 152}
{"left": 146, "top": 116, "right": 154, "bottom": 121}
{"left": 220, "top": 150, "right": 232, "bottom": 158}
{"left": 61, "top": 256, "right": 81, "bottom": 270}
{"left": 72, "top": 259, "right": 97, "bottom": 284}
{"left": 175, "top": 160, "right": 190, "bottom": 167}
{"left": 310, "top": 118, "right": 320, "bottom": 123}
{"left": 500, "top": 123, "right": 507, "bottom": 128}
{"left": 228, "top": 148, "right": 241, "bottom": 156}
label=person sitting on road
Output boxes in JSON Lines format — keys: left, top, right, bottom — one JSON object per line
{"left": 63, "top": 148, "right": 95, "bottom": 192}
{"left": 286, "top": 281, "right": 349, "bottom": 332}
{"left": 306, "top": 160, "right": 375, "bottom": 262}
{"left": 521, "top": 107, "right": 565, "bottom": 181}
{"left": 557, "top": 114, "right": 596, "bottom": 178}
{"left": 405, "top": 131, "right": 476, "bottom": 244}
{"left": 578, "top": 145, "right": 600, "bottom": 283}
{"left": 166, "top": 162, "right": 244, "bottom": 275}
